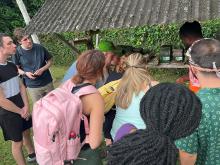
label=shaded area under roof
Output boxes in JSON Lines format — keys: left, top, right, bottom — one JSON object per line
{"left": 25, "top": 0, "right": 220, "bottom": 34}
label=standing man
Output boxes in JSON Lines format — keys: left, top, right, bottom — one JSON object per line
{"left": 13, "top": 28, "right": 54, "bottom": 103}
{"left": 176, "top": 21, "right": 203, "bottom": 93}
{"left": 176, "top": 39, "right": 220, "bottom": 164}
{"left": 0, "top": 33, "right": 35, "bottom": 165}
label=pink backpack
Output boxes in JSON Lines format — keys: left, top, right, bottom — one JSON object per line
{"left": 32, "top": 80, "right": 97, "bottom": 165}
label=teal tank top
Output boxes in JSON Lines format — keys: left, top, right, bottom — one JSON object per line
{"left": 111, "top": 91, "right": 146, "bottom": 140}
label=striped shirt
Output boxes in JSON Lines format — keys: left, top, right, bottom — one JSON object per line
{"left": 0, "top": 62, "right": 24, "bottom": 115}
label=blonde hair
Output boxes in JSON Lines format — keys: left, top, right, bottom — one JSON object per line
{"left": 115, "top": 53, "right": 151, "bottom": 109}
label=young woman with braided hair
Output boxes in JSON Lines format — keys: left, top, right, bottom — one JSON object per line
{"left": 107, "top": 83, "right": 202, "bottom": 165}
{"left": 110, "top": 53, "right": 158, "bottom": 141}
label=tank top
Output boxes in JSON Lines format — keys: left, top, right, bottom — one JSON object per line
{"left": 111, "top": 91, "right": 146, "bottom": 140}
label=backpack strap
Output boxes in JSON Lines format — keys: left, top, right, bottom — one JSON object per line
{"left": 63, "top": 80, "right": 98, "bottom": 144}
{"left": 82, "top": 114, "right": 90, "bottom": 144}
{"left": 73, "top": 84, "right": 98, "bottom": 98}
{"left": 71, "top": 83, "right": 92, "bottom": 94}
{"left": 72, "top": 83, "right": 98, "bottom": 144}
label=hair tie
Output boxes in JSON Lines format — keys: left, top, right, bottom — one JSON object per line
{"left": 126, "top": 64, "right": 146, "bottom": 69}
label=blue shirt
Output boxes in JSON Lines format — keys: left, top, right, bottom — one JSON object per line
{"left": 111, "top": 91, "right": 146, "bottom": 139}
{"left": 62, "top": 61, "right": 77, "bottom": 82}
{"left": 62, "top": 61, "right": 109, "bottom": 88}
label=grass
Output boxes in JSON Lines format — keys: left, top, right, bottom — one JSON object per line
{"left": 0, "top": 66, "right": 187, "bottom": 165}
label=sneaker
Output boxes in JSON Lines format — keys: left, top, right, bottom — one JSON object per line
{"left": 27, "top": 156, "right": 36, "bottom": 163}
{"left": 27, "top": 154, "right": 36, "bottom": 163}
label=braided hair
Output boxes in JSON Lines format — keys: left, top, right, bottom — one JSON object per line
{"left": 107, "top": 83, "right": 202, "bottom": 165}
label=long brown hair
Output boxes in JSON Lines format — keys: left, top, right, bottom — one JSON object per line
{"left": 72, "top": 50, "right": 105, "bottom": 84}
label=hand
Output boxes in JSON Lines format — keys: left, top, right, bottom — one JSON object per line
{"left": 34, "top": 68, "right": 44, "bottom": 76}
{"left": 25, "top": 71, "right": 36, "bottom": 79}
{"left": 20, "top": 106, "right": 30, "bottom": 120}
{"left": 105, "top": 138, "right": 112, "bottom": 146}
{"left": 176, "top": 77, "right": 185, "bottom": 84}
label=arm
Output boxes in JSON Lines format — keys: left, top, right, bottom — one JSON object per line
{"left": 41, "top": 57, "right": 53, "bottom": 72}
{"left": 0, "top": 86, "right": 22, "bottom": 115}
{"left": 81, "top": 93, "right": 105, "bottom": 149}
{"left": 34, "top": 58, "right": 53, "bottom": 76}
{"left": 19, "top": 80, "right": 30, "bottom": 118}
{"left": 17, "top": 67, "right": 36, "bottom": 80}
{"left": 179, "top": 150, "right": 197, "bottom": 165}
{"left": 34, "top": 57, "right": 53, "bottom": 76}
{"left": 175, "top": 130, "right": 198, "bottom": 165}
{"left": 176, "top": 74, "right": 189, "bottom": 84}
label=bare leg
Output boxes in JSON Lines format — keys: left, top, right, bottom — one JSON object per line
{"left": 23, "top": 129, "right": 34, "bottom": 154}
{"left": 11, "top": 140, "right": 26, "bottom": 165}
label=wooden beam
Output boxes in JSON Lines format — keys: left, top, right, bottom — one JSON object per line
{"left": 69, "top": 37, "right": 91, "bottom": 45}
{"left": 54, "top": 33, "right": 80, "bottom": 55}
{"left": 147, "top": 63, "right": 188, "bottom": 68}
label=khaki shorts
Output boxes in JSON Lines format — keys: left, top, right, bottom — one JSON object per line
{"left": 27, "top": 82, "right": 54, "bottom": 103}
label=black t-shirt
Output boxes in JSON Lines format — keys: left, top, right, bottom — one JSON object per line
{"left": 105, "top": 70, "right": 123, "bottom": 84}
{"left": 13, "top": 44, "right": 53, "bottom": 88}
{"left": 0, "top": 62, "right": 24, "bottom": 115}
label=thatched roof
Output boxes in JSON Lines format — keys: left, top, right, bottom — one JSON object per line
{"left": 26, "top": 0, "right": 220, "bottom": 34}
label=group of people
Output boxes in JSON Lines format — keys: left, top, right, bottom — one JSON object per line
{"left": 0, "top": 20, "right": 219, "bottom": 165}
{"left": 0, "top": 28, "right": 54, "bottom": 165}
{"left": 107, "top": 21, "right": 220, "bottom": 165}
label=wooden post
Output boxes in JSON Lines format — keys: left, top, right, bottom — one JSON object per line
{"left": 54, "top": 33, "right": 80, "bottom": 55}
{"left": 16, "top": 0, "right": 40, "bottom": 44}
{"left": 95, "top": 34, "right": 99, "bottom": 49}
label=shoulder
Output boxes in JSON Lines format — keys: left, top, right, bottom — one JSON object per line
{"left": 33, "top": 43, "right": 47, "bottom": 50}
{"left": 82, "top": 91, "right": 104, "bottom": 105}
{"left": 197, "top": 89, "right": 220, "bottom": 121}
{"left": 151, "top": 81, "right": 159, "bottom": 87}
{"left": 144, "top": 81, "right": 159, "bottom": 92}
{"left": 33, "top": 43, "right": 42, "bottom": 48}
{"left": 16, "top": 45, "right": 22, "bottom": 50}
{"left": 15, "top": 45, "right": 22, "bottom": 54}
{"left": 175, "top": 130, "right": 199, "bottom": 154}
{"left": 6, "top": 62, "right": 17, "bottom": 69}
{"left": 0, "top": 62, "right": 18, "bottom": 82}
{"left": 81, "top": 91, "right": 104, "bottom": 114}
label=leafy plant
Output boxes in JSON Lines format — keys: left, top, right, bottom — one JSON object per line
{"left": 1, "top": 0, "right": 220, "bottom": 66}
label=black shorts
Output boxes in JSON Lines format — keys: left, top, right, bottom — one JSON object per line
{"left": 0, "top": 112, "right": 32, "bottom": 142}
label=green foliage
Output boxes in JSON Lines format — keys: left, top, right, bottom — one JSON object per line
{"left": 0, "top": 1, "right": 24, "bottom": 34}
{"left": 1, "top": 0, "right": 220, "bottom": 66}
{"left": 100, "top": 19, "right": 220, "bottom": 55}
{"left": 0, "top": 0, "right": 45, "bottom": 34}
{"left": 23, "top": 0, "right": 45, "bottom": 16}
{"left": 40, "top": 20, "right": 220, "bottom": 66}
{"left": 39, "top": 33, "right": 87, "bottom": 66}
